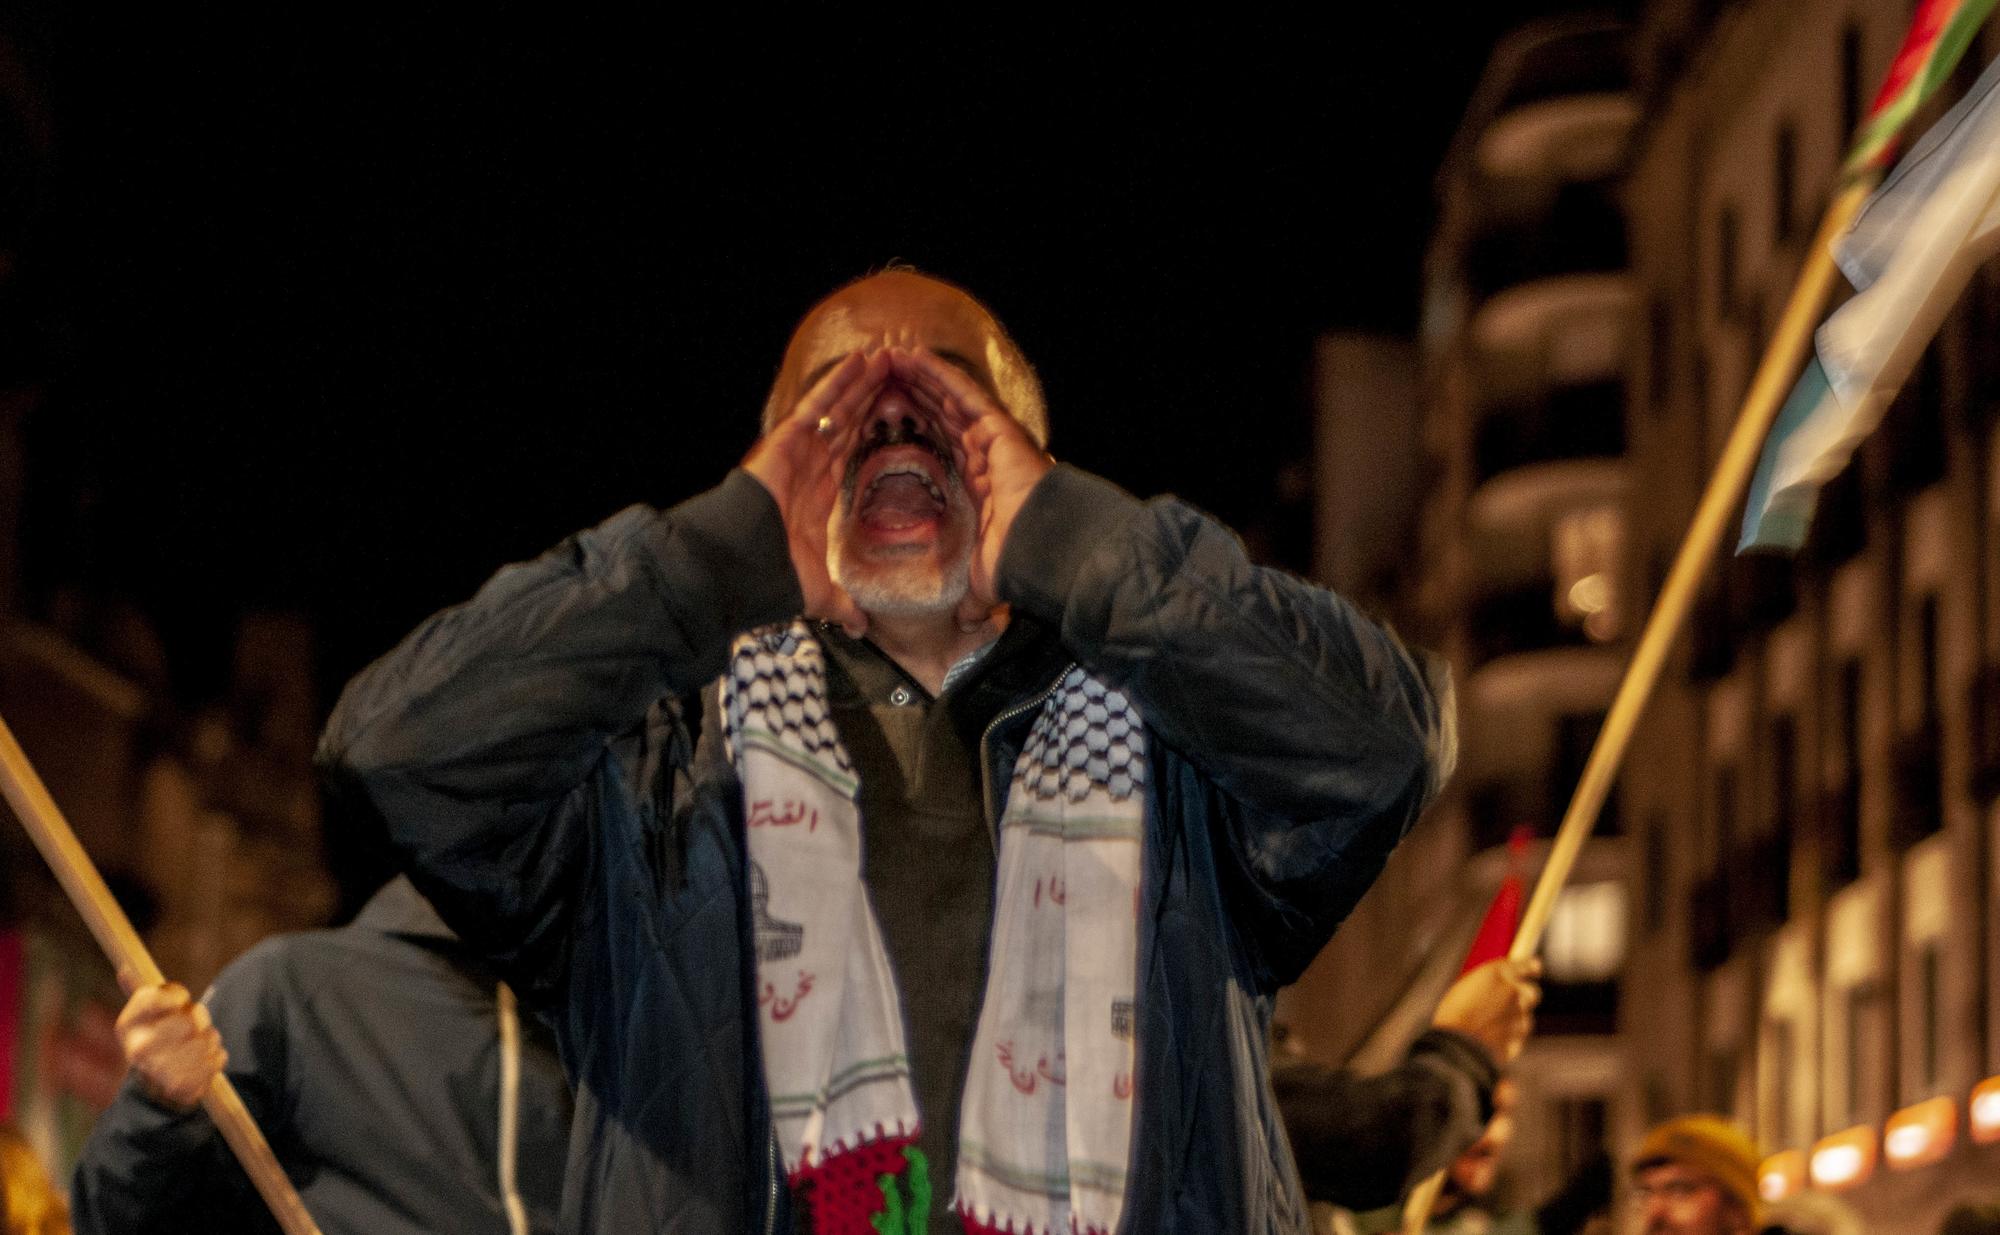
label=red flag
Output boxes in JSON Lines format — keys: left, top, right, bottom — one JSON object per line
{"left": 1460, "top": 827, "right": 1530, "bottom": 974}
{"left": 0, "top": 928, "right": 22, "bottom": 1119}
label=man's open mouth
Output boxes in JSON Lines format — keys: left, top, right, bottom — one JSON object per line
{"left": 847, "top": 417, "right": 955, "bottom": 534}
{"left": 857, "top": 460, "right": 947, "bottom": 529}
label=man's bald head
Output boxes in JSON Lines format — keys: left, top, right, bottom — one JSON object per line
{"left": 762, "top": 269, "right": 1048, "bottom": 447}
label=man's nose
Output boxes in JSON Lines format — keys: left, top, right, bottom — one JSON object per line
{"left": 1637, "top": 1197, "right": 1671, "bottom": 1234}
{"left": 861, "top": 385, "right": 928, "bottom": 437}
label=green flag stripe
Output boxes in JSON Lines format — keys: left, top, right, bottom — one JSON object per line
{"left": 1844, "top": 0, "right": 1999, "bottom": 177}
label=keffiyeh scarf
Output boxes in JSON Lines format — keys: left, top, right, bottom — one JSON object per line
{"left": 723, "top": 622, "right": 1144, "bottom": 1235}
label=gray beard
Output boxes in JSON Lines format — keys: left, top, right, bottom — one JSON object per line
{"left": 830, "top": 481, "right": 976, "bottom": 618}
{"left": 837, "top": 548, "right": 973, "bottom": 618}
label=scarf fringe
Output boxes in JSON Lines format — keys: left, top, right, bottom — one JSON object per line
{"left": 788, "top": 1122, "right": 919, "bottom": 1180}
{"left": 954, "top": 1205, "right": 1113, "bottom": 1235}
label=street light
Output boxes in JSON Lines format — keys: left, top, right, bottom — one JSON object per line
{"left": 1808, "top": 1125, "right": 1877, "bottom": 1190}
{"left": 1883, "top": 1096, "right": 1955, "bottom": 1169}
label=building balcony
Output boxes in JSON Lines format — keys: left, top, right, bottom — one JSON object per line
{"left": 1462, "top": 647, "right": 1623, "bottom": 845}
{"left": 1438, "top": 16, "right": 1632, "bottom": 209}
{"left": 1459, "top": 180, "right": 1627, "bottom": 306}
{"left": 1465, "top": 458, "right": 1627, "bottom": 600}
{"left": 1472, "top": 378, "right": 1627, "bottom": 486}
{"left": 1685, "top": 830, "right": 1788, "bottom": 975}
{"left": 1486, "top": 18, "right": 1630, "bottom": 114}
{"left": 1471, "top": 272, "right": 1633, "bottom": 405}
{"left": 1476, "top": 92, "right": 1639, "bottom": 185}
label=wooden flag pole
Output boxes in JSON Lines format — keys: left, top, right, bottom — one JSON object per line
{"left": 1506, "top": 174, "right": 1871, "bottom": 970}
{"left": 1399, "top": 177, "right": 1874, "bottom": 1235}
{"left": 0, "top": 711, "right": 323, "bottom": 1235}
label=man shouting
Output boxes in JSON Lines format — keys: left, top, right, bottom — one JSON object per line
{"left": 317, "top": 269, "right": 1455, "bottom": 1234}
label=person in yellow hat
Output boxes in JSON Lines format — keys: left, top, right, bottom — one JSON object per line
{"left": 1629, "top": 1115, "right": 1761, "bottom": 1235}
{"left": 0, "top": 1125, "right": 69, "bottom": 1235}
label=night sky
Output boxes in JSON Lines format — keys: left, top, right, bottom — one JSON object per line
{"left": 6, "top": 10, "right": 1599, "bottom": 703}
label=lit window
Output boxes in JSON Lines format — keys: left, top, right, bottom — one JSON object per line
{"left": 1544, "top": 881, "right": 1626, "bottom": 981}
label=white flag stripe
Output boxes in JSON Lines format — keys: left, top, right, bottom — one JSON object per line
{"left": 1763, "top": 55, "right": 2000, "bottom": 520}
{"left": 1838, "top": 52, "right": 2000, "bottom": 290}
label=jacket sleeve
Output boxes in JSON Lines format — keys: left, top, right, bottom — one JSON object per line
{"left": 1271, "top": 1029, "right": 1496, "bottom": 1210}
{"left": 69, "top": 947, "right": 294, "bottom": 1235}
{"left": 997, "top": 465, "right": 1456, "bottom": 985}
{"left": 314, "top": 471, "right": 803, "bottom": 991}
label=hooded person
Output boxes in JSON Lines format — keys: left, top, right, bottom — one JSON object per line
{"left": 70, "top": 877, "right": 571, "bottom": 1235}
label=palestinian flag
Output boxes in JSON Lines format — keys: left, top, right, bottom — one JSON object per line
{"left": 1844, "top": 0, "right": 2000, "bottom": 180}
{"left": 0, "top": 928, "right": 21, "bottom": 1119}
{"left": 1460, "top": 826, "right": 1530, "bottom": 973}
{"left": 1740, "top": 49, "right": 2000, "bottom": 551}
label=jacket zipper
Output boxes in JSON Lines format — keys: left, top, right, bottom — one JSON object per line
{"left": 977, "top": 663, "right": 1075, "bottom": 844}
{"left": 766, "top": 1124, "right": 780, "bottom": 1235}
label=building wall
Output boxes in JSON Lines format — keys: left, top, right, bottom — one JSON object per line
{"left": 1618, "top": 1, "right": 2000, "bottom": 1226}
{"left": 1300, "top": 14, "right": 1639, "bottom": 1212}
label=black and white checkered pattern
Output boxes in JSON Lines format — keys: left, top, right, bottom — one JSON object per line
{"left": 723, "top": 623, "right": 853, "bottom": 776}
{"left": 1016, "top": 667, "right": 1146, "bottom": 803}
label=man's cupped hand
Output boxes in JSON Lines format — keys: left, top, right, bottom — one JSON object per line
{"left": 886, "top": 348, "right": 1054, "bottom": 629}
{"left": 742, "top": 350, "right": 887, "bottom": 637}
{"left": 746, "top": 347, "right": 1054, "bottom": 634}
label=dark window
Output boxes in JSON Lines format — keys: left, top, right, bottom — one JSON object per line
{"left": 1894, "top": 596, "right": 1945, "bottom": 847}
{"left": 1846, "top": 980, "right": 1885, "bottom": 1123}
{"left": 1973, "top": 267, "right": 2000, "bottom": 419}
{"left": 1644, "top": 813, "right": 1669, "bottom": 934}
{"left": 1466, "top": 580, "right": 1588, "bottom": 666}
{"left": 1841, "top": 24, "right": 1864, "bottom": 141}
{"left": 1472, "top": 379, "right": 1628, "bottom": 482}
{"left": 1919, "top": 945, "right": 1941, "bottom": 1089}
{"left": 1769, "top": 715, "right": 1798, "bottom": 920}
{"left": 1713, "top": 764, "right": 1739, "bottom": 862}
{"left": 1775, "top": 121, "right": 1799, "bottom": 243}
{"left": 1772, "top": 1018, "right": 1798, "bottom": 1147}
{"left": 1921, "top": 596, "right": 1943, "bottom": 742}
{"left": 1728, "top": 544, "right": 1798, "bottom": 633}
{"left": 1717, "top": 205, "right": 1741, "bottom": 322}
{"left": 1551, "top": 1097, "right": 1609, "bottom": 1182}
{"left": 1846, "top": 986, "right": 1865, "bottom": 1124}
{"left": 1806, "top": 463, "right": 1868, "bottom": 565}
{"left": 1708, "top": 1046, "right": 1740, "bottom": 1116}
{"left": 1554, "top": 711, "right": 1619, "bottom": 834}
{"left": 1649, "top": 295, "right": 1673, "bottom": 414}
{"left": 1772, "top": 715, "right": 1798, "bottom": 849}
{"left": 1824, "top": 660, "right": 1863, "bottom": 890}
{"left": 1890, "top": 344, "right": 1948, "bottom": 493}
{"left": 1645, "top": 1072, "right": 1673, "bottom": 1125}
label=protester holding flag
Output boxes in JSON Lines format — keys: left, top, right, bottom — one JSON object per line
{"left": 1276, "top": 956, "right": 1542, "bottom": 1212}
{"left": 67, "top": 878, "right": 570, "bottom": 1235}
{"left": 0, "top": 1125, "right": 69, "bottom": 1235}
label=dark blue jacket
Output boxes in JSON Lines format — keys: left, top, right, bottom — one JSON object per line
{"left": 317, "top": 465, "right": 1454, "bottom": 1234}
